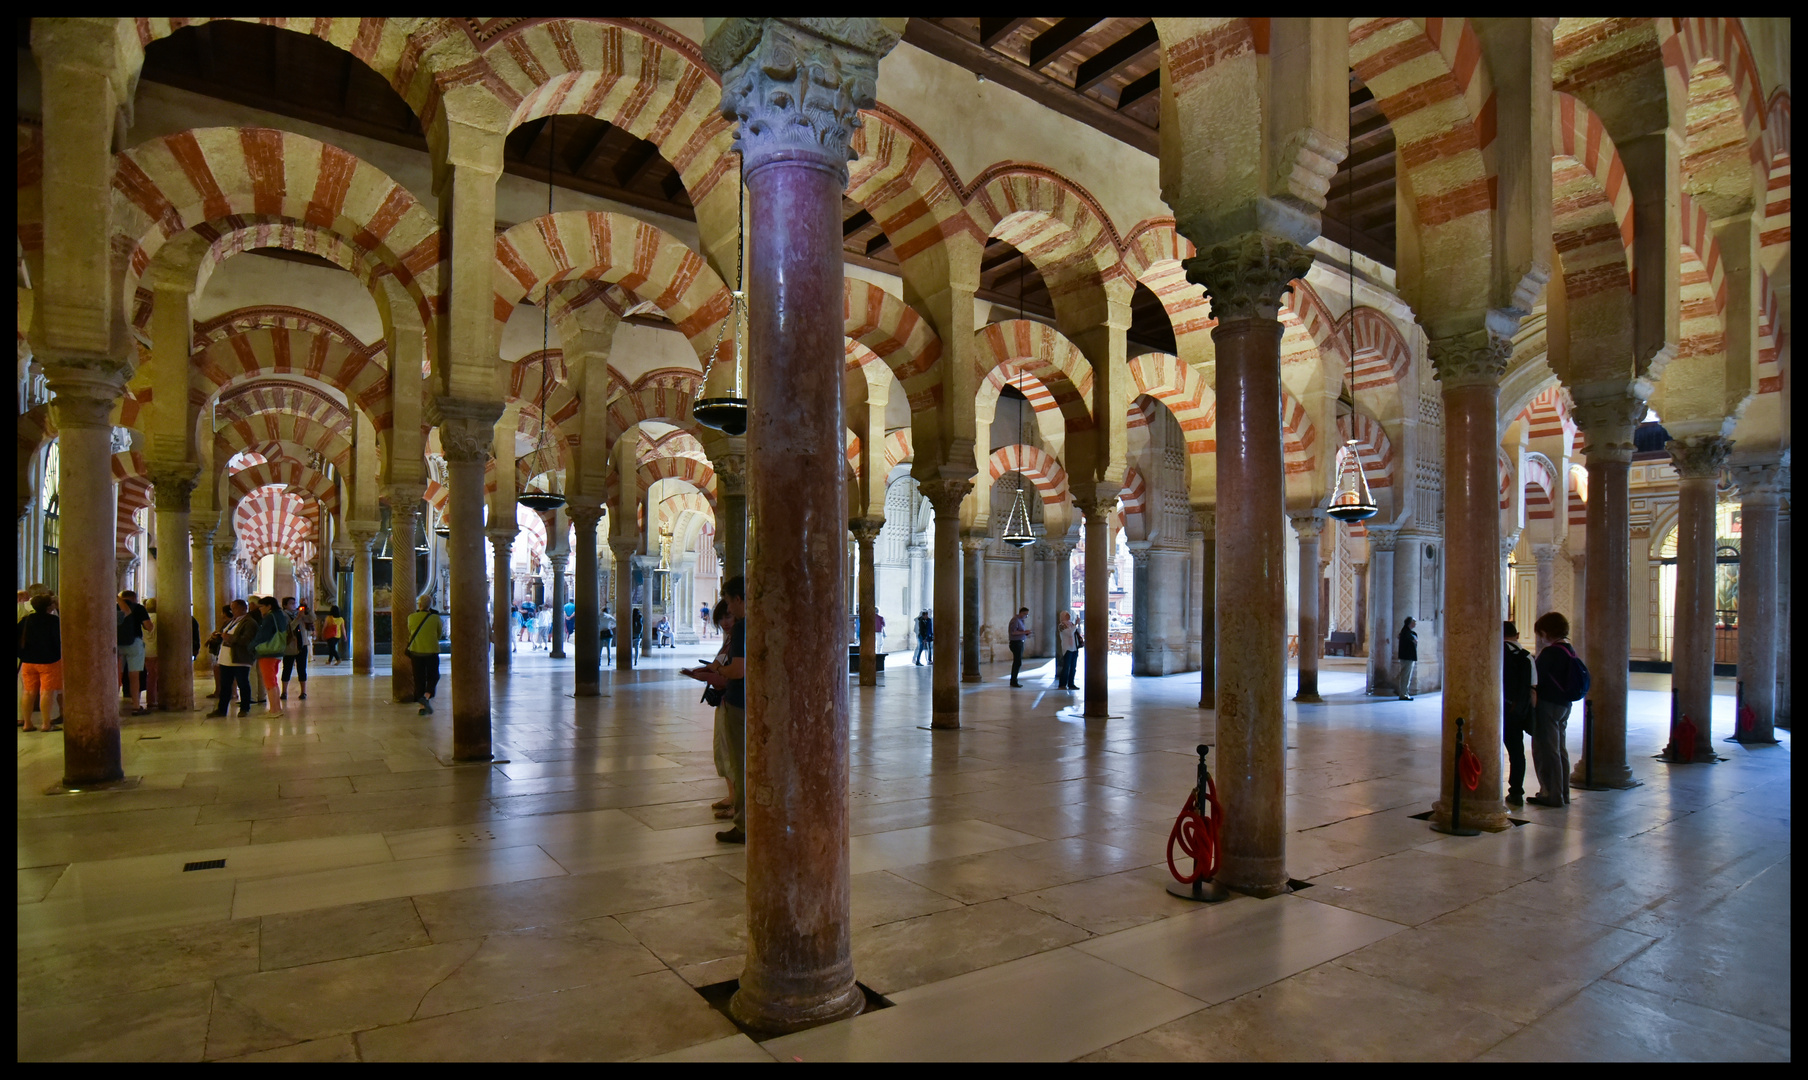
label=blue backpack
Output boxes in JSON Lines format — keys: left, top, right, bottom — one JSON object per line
{"left": 1549, "top": 642, "right": 1591, "bottom": 702}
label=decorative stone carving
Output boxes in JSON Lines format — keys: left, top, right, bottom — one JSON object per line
{"left": 1728, "top": 459, "right": 1786, "bottom": 503}
{"left": 1071, "top": 490, "right": 1120, "bottom": 525}
{"left": 43, "top": 360, "right": 128, "bottom": 430}
{"left": 1289, "top": 512, "right": 1324, "bottom": 543}
{"left": 1570, "top": 391, "right": 1646, "bottom": 463}
{"left": 712, "top": 454, "right": 748, "bottom": 497}
{"left": 704, "top": 18, "right": 902, "bottom": 181}
{"left": 434, "top": 399, "right": 503, "bottom": 464}
{"left": 1533, "top": 543, "right": 1557, "bottom": 568}
{"left": 1193, "top": 508, "right": 1215, "bottom": 539}
{"left": 849, "top": 516, "right": 884, "bottom": 545}
{"left": 1426, "top": 329, "right": 1512, "bottom": 388}
{"left": 959, "top": 531, "right": 988, "bottom": 554}
{"left": 1368, "top": 527, "right": 1398, "bottom": 553}
{"left": 917, "top": 477, "right": 973, "bottom": 517}
{"left": 1182, "top": 232, "right": 1315, "bottom": 323}
{"left": 565, "top": 495, "right": 605, "bottom": 528}
{"left": 384, "top": 483, "right": 427, "bottom": 511}
{"left": 1667, "top": 436, "right": 1733, "bottom": 480}
{"left": 147, "top": 461, "right": 200, "bottom": 512}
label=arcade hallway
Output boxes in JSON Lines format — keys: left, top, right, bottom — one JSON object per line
{"left": 17, "top": 654, "right": 1790, "bottom": 1061}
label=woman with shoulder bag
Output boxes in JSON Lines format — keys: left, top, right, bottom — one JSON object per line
{"left": 208, "top": 600, "right": 259, "bottom": 718}
{"left": 249, "top": 597, "right": 288, "bottom": 716}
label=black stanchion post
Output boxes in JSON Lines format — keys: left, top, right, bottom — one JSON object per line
{"left": 1584, "top": 698, "right": 1593, "bottom": 788}
{"left": 1431, "top": 718, "right": 1481, "bottom": 836}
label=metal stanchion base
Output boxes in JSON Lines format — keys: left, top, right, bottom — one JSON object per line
{"left": 1571, "top": 779, "right": 1644, "bottom": 791}
{"left": 1166, "top": 879, "right": 1231, "bottom": 902}
{"left": 1429, "top": 821, "right": 1481, "bottom": 837}
{"left": 1726, "top": 735, "right": 1781, "bottom": 745}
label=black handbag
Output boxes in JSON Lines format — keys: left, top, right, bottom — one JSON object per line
{"left": 701, "top": 684, "right": 725, "bottom": 707}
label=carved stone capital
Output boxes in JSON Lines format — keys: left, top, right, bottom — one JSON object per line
{"left": 849, "top": 516, "right": 885, "bottom": 544}
{"left": 1193, "top": 508, "right": 1215, "bottom": 539}
{"left": 607, "top": 537, "right": 639, "bottom": 560}
{"left": 1182, "top": 232, "right": 1315, "bottom": 324}
{"left": 332, "top": 544, "right": 354, "bottom": 564}
{"left": 348, "top": 529, "right": 379, "bottom": 553}
{"left": 709, "top": 453, "right": 748, "bottom": 497}
{"left": 384, "top": 483, "right": 427, "bottom": 512}
{"left": 565, "top": 494, "right": 605, "bottom": 529}
{"left": 434, "top": 398, "right": 503, "bottom": 464}
{"left": 959, "top": 530, "right": 988, "bottom": 554}
{"left": 1071, "top": 488, "right": 1120, "bottom": 524}
{"left": 1127, "top": 542, "right": 1152, "bottom": 568}
{"left": 918, "top": 476, "right": 973, "bottom": 518}
{"left": 1667, "top": 436, "right": 1733, "bottom": 481}
{"left": 484, "top": 525, "right": 517, "bottom": 549}
{"left": 1570, "top": 391, "right": 1646, "bottom": 463}
{"left": 1289, "top": 512, "right": 1325, "bottom": 543}
{"left": 1532, "top": 543, "right": 1557, "bottom": 568}
{"left": 43, "top": 357, "right": 129, "bottom": 430}
{"left": 1427, "top": 329, "right": 1512, "bottom": 388}
{"left": 1728, "top": 459, "right": 1786, "bottom": 503}
{"left": 1502, "top": 529, "right": 1523, "bottom": 562}
{"left": 704, "top": 18, "right": 902, "bottom": 182}
{"left": 147, "top": 460, "right": 200, "bottom": 511}
{"left": 188, "top": 520, "right": 217, "bottom": 545}
{"left": 1038, "top": 541, "right": 1074, "bottom": 561}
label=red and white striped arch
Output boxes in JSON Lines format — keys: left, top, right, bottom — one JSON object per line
{"left": 487, "top": 20, "right": 738, "bottom": 213}
{"left": 844, "top": 279, "right": 943, "bottom": 412}
{"left": 1568, "top": 465, "right": 1589, "bottom": 528}
{"left": 1126, "top": 352, "right": 1214, "bottom": 458}
{"left": 1338, "top": 307, "right": 1412, "bottom": 391}
{"left": 847, "top": 105, "right": 968, "bottom": 267}
{"left": 493, "top": 212, "right": 732, "bottom": 362}
{"left": 1553, "top": 93, "right": 1636, "bottom": 301}
{"left": 1281, "top": 281, "right": 1343, "bottom": 368}
{"left": 1335, "top": 413, "right": 1395, "bottom": 491}
{"left": 1516, "top": 386, "right": 1577, "bottom": 457}
{"left": 215, "top": 379, "right": 353, "bottom": 439}
{"left": 883, "top": 429, "right": 915, "bottom": 472}
{"left": 214, "top": 412, "right": 352, "bottom": 474}
{"left": 234, "top": 487, "right": 317, "bottom": 563}
{"left": 1761, "top": 90, "right": 1790, "bottom": 282}
{"left": 1118, "top": 467, "right": 1147, "bottom": 537}
{"left": 988, "top": 444, "right": 1069, "bottom": 506}
{"left": 1121, "top": 219, "right": 1213, "bottom": 359}
{"left": 1757, "top": 271, "right": 1781, "bottom": 394}
{"left": 116, "top": 478, "right": 150, "bottom": 558}
{"left": 1523, "top": 455, "right": 1556, "bottom": 522}
{"left": 1554, "top": 92, "right": 1636, "bottom": 257}
{"left": 975, "top": 319, "right": 1095, "bottom": 431}
{"left": 635, "top": 456, "right": 717, "bottom": 515}
{"left": 964, "top": 164, "right": 1126, "bottom": 313}
{"left": 112, "top": 128, "right": 440, "bottom": 326}
{"left": 1350, "top": 18, "right": 1497, "bottom": 233}
{"left": 229, "top": 461, "right": 339, "bottom": 522}
{"left": 1672, "top": 18, "right": 1769, "bottom": 176}
{"left": 1498, "top": 448, "right": 1514, "bottom": 510}
{"left": 604, "top": 369, "right": 710, "bottom": 446}
{"left": 1677, "top": 193, "right": 1727, "bottom": 362}
{"left": 637, "top": 428, "right": 708, "bottom": 467}
{"left": 1281, "top": 392, "right": 1317, "bottom": 477}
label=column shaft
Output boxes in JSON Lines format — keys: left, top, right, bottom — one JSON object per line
{"left": 488, "top": 529, "right": 514, "bottom": 673}
{"left": 1080, "top": 503, "right": 1112, "bottom": 718}
{"left": 853, "top": 519, "right": 882, "bottom": 686}
{"left": 389, "top": 500, "right": 421, "bottom": 702}
{"left": 350, "top": 534, "right": 376, "bottom": 675}
{"left": 190, "top": 526, "right": 215, "bottom": 674}
{"left": 1533, "top": 545, "right": 1556, "bottom": 622}
{"left": 571, "top": 506, "right": 602, "bottom": 695}
{"left": 1292, "top": 514, "right": 1324, "bottom": 703}
{"left": 442, "top": 429, "right": 493, "bottom": 761}
{"left": 1199, "top": 514, "right": 1216, "bottom": 708}
{"left": 152, "top": 494, "right": 194, "bottom": 711}
{"left": 1669, "top": 437, "right": 1729, "bottom": 759}
{"left": 1734, "top": 489, "right": 1777, "bottom": 741}
{"left": 1129, "top": 544, "right": 1150, "bottom": 675}
{"left": 550, "top": 554, "right": 568, "bottom": 659}
{"left": 1429, "top": 336, "right": 1509, "bottom": 832}
{"left": 611, "top": 541, "right": 635, "bottom": 671}
{"left": 1367, "top": 534, "right": 1396, "bottom": 695}
{"left": 921, "top": 480, "right": 970, "bottom": 726}
{"left": 1577, "top": 434, "right": 1635, "bottom": 785}
{"left": 960, "top": 534, "right": 983, "bottom": 683}
{"left": 48, "top": 369, "right": 128, "bottom": 785}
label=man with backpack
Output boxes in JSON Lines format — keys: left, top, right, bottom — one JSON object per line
{"left": 1502, "top": 621, "right": 1535, "bottom": 806}
{"left": 1530, "top": 611, "right": 1589, "bottom": 807}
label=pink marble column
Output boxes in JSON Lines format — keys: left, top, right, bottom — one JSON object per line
{"left": 1570, "top": 394, "right": 1640, "bottom": 787}
{"left": 852, "top": 517, "right": 883, "bottom": 686}
{"left": 1366, "top": 528, "right": 1397, "bottom": 695}
{"left": 706, "top": 16, "right": 901, "bottom": 1034}
{"left": 1291, "top": 512, "right": 1325, "bottom": 703}
{"left": 919, "top": 478, "right": 971, "bottom": 727}
{"left": 1184, "top": 234, "right": 1314, "bottom": 894}
{"left": 149, "top": 465, "right": 199, "bottom": 712}
{"left": 347, "top": 532, "right": 376, "bottom": 675}
{"left": 549, "top": 552, "right": 568, "bottom": 660}
{"left": 387, "top": 487, "right": 424, "bottom": 703}
{"left": 44, "top": 362, "right": 128, "bottom": 786}
{"left": 190, "top": 522, "right": 216, "bottom": 675}
{"left": 569, "top": 498, "right": 604, "bottom": 696}
{"left": 1427, "top": 329, "right": 1510, "bottom": 832}
{"left": 1074, "top": 493, "right": 1117, "bottom": 718}
{"left": 609, "top": 538, "right": 636, "bottom": 672}
{"left": 438, "top": 407, "right": 499, "bottom": 761}
{"left": 1668, "top": 436, "right": 1730, "bottom": 760}
{"left": 1729, "top": 458, "right": 1782, "bottom": 743}
{"left": 715, "top": 452, "right": 748, "bottom": 582}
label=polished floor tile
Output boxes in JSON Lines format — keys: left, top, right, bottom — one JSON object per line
{"left": 15, "top": 655, "right": 1788, "bottom": 1061}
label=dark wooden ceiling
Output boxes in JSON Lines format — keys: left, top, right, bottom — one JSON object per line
{"left": 902, "top": 18, "right": 1397, "bottom": 266}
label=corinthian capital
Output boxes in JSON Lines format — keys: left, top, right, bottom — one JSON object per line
{"left": 712, "top": 453, "right": 748, "bottom": 496}
{"left": 1289, "top": 512, "right": 1324, "bottom": 543}
{"left": 1426, "top": 328, "right": 1512, "bottom": 388}
{"left": 433, "top": 398, "right": 502, "bottom": 464}
{"left": 565, "top": 494, "right": 605, "bottom": 528}
{"left": 849, "top": 516, "right": 885, "bottom": 544}
{"left": 1182, "top": 232, "right": 1315, "bottom": 324}
{"left": 917, "top": 476, "right": 973, "bottom": 517}
{"left": 1667, "top": 436, "right": 1733, "bottom": 481}
{"left": 147, "top": 460, "right": 200, "bottom": 511}
{"left": 1569, "top": 389, "right": 1646, "bottom": 463}
{"left": 704, "top": 18, "right": 903, "bottom": 181}
{"left": 384, "top": 483, "right": 427, "bottom": 511}
{"left": 1070, "top": 486, "right": 1120, "bottom": 524}
{"left": 43, "top": 356, "right": 128, "bottom": 430}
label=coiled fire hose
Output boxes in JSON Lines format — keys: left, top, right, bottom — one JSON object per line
{"left": 1167, "top": 744, "right": 1222, "bottom": 885}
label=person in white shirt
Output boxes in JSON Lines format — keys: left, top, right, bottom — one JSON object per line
{"left": 600, "top": 606, "right": 617, "bottom": 664}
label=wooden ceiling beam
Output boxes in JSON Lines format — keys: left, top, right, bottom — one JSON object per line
{"left": 903, "top": 20, "right": 1157, "bottom": 154}
{"left": 567, "top": 123, "right": 613, "bottom": 177}
{"left": 1117, "top": 68, "right": 1159, "bottom": 111}
{"left": 864, "top": 232, "right": 892, "bottom": 258}
{"left": 978, "top": 17, "right": 1032, "bottom": 48}
{"left": 612, "top": 139, "right": 662, "bottom": 190}
{"left": 843, "top": 209, "right": 874, "bottom": 238}
{"left": 1028, "top": 17, "right": 1099, "bottom": 70}
{"left": 1073, "top": 22, "right": 1158, "bottom": 94}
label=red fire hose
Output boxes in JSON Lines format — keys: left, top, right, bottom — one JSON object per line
{"left": 1167, "top": 770, "right": 1222, "bottom": 885}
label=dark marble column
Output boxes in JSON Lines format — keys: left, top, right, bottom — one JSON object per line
{"left": 1128, "top": 542, "right": 1151, "bottom": 676}
{"left": 1426, "top": 328, "right": 1511, "bottom": 831}
{"left": 919, "top": 477, "right": 971, "bottom": 727}
{"left": 149, "top": 464, "right": 199, "bottom": 712}
{"left": 1778, "top": 505, "right": 1791, "bottom": 730}
{"left": 387, "top": 487, "right": 424, "bottom": 703}
{"left": 190, "top": 522, "right": 217, "bottom": 675}
{"left": 44, "top": 361, "right": 129, "bottom": 786}
{"left": 549, "top": 552, "right": 568, "bottom": 659}
{"left": 1197, "top": 509, "right": 1216, "bottom": 709}
{"left": 437, "top": 406, "right": 500, "bottom": 761}
{"left": 347, "top": 532, "right": 376, "bottom": 675}
{"left": 1073, "top": 492, "right": 1117, "bottom": 719}
{"left": 960, "top": 531, "right": 984, "bottom": 683}
{"left": 705, "top": 16, "right": 901, "bottom": 1035}
{"left": 1729, "top": 459, "right": 1782, "bottom": 744}
{"left": 1185, "top": 235, "right": 1314, "bottom": 893}
{"left": 1291, "top": 512, "right": 1325, "bottom": 704}
{"left": 1667, "top": 435, "right": 1731, "bottom": 760}
{"left": 1366, "top": 528, "right": 1396, "bottom": 695}
{"left": 569, "top": 498, "right": 604, "bottom": 695}
{"left": 609, "top": 539, "right": 635, "bottom": 671}
{"left": 852, "top": 517, "right": 883, "bottom": 686}
{"left": 716, "top": 452, "right": 749, "bottom": 584}
{"left": 1569, "top": 393, "right": 1641, "bottom": 786}
{"left": 486, "top": 526, "right": 515, "bottom": 674}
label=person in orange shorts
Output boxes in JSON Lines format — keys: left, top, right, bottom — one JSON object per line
{"left": 17, "top": 594, "right": 63, "bottom": 731}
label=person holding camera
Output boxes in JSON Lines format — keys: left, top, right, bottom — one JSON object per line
{"left": 681, "top": 576, "right": 745, "bottom": 844}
